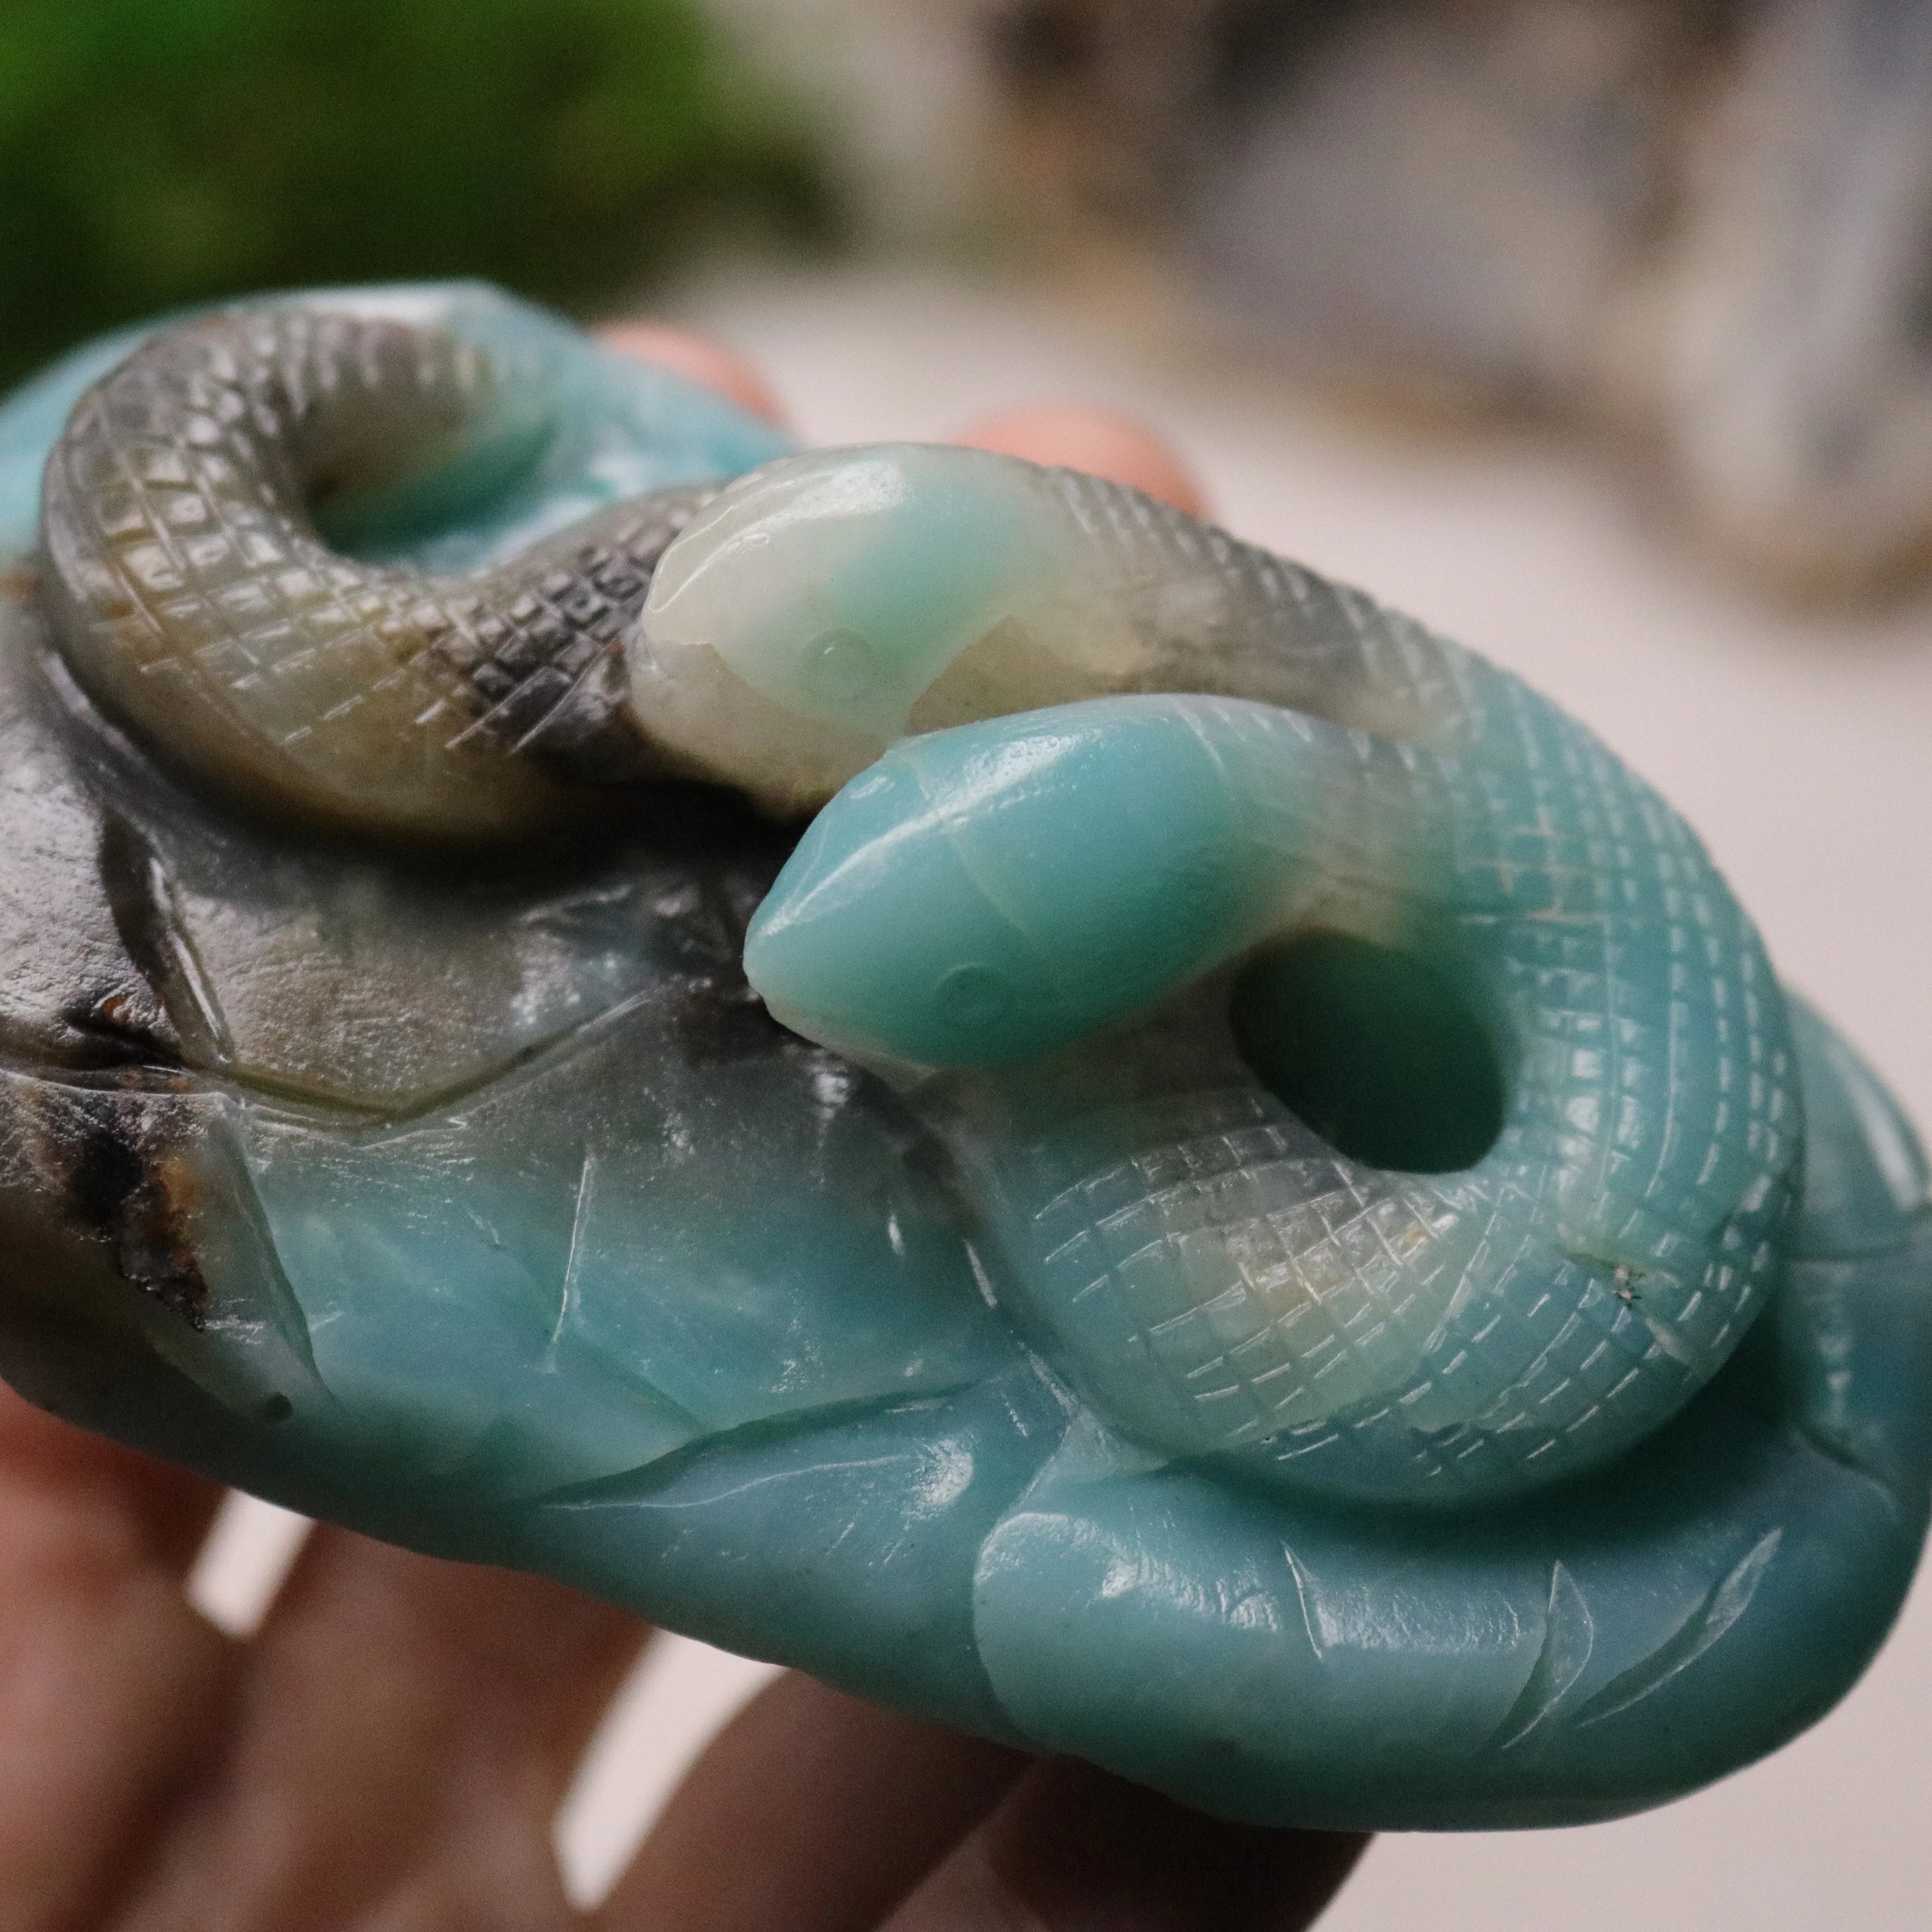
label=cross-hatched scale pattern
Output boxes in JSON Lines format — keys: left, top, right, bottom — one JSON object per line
{"left": 42, "top": 309, "right": 718, "bottom": 838}
{"left": 35, "top": 312, "right": 1797, "bottom": 1502}
{"left": 962, "top": 481, "right": 1795, "bottom": 1501}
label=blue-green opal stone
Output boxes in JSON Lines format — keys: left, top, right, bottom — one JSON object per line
{"left": 0, "top": 284, "right": 1924, "bottom": 1831}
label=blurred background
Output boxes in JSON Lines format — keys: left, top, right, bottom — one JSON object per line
{"left": 12, "top": 0, "right": 1932, "bottom": 606}
{"left": 14, "top": 0, "right": 1932, "bottom": 1925}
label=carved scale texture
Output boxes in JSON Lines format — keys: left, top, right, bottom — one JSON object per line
{"left": 875, "top": 469, "right": 1801, "bottom": 1501}
{"left": 40, "top": 309, "right": 717, "bottom": 838}
{"left": 0, "top": 289, "right": 1921, "bottom": 1829}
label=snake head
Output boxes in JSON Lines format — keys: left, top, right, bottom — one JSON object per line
{"left": 746, "top": 701, "right": 1271, "bottom": 1066}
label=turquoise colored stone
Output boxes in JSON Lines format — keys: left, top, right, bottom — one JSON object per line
{"left": 0, "top": 284, "right": 1925, "bottom": 1831}
{"left": 747, "top": 703, "right": 1274, "bottom": 1065}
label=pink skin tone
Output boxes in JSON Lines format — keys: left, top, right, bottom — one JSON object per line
{"left": 0, "top": 328, "right": 1364, "bottom": 1932}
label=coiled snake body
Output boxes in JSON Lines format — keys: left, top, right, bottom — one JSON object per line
{"left": 38, "top": 305, "right": 1797, "bottom": 1506}
{"left": 4, "top": 287, "right": 1924, "bottom": 1828}
{"left": 42, "top": 307, "right": 718, "bottom": 838}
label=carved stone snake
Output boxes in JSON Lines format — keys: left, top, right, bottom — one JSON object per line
{"left": 0, "top": 285, "right": 1921, "bottom": 1827}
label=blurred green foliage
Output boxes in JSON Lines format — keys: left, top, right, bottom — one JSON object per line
{"left": 0, "top": 0, "right": 831, "bottom": 386}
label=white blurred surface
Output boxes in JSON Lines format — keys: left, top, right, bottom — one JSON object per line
{"left": 197, "top": 262, "right": 1932, "bottom": 1926}
{"left": 553, "top": 1636, "right": 781, "bottom": 1909}
{"left": 186, "top": 1491, "right": 311, "bottom": 1638}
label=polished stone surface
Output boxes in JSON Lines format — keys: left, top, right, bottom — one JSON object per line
{"left": 0, "top": 284, "right": 1925, "bottom": 1830}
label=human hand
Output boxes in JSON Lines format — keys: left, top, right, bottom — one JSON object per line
{"left": 0, "top": 328, "right": 1367, "bottom": 1932}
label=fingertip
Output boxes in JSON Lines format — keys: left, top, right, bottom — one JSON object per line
{"left": 977, "top": 1759, "right": 1368, "bottom": 1932}
{"left": 956, "top": 404, "right": 1208, "bottom": 517}
{"left": 596, "top": 323, "right": 791, "bottom": 428}
{"left": 602, "top": 1675, "right": 1025, "bottom": 1932}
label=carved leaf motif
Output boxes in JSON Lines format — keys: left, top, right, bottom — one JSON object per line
{"left": 1492, "top": 1559, "right": 1594, "bottom": 1750}
{"left": 1573, "top": 1528, "right": 1784, "bottom": 1727}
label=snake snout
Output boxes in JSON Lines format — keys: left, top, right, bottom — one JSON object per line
{"left": 746, "top": 699, "right": 1264, "bottom": 1067}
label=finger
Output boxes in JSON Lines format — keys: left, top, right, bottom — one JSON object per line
{"left": 882, "top": 1757, "right": 1370, "bottom": 1932}
{"left": 0, "top": 1379, "right": 234, "bottom": 1929}
{"left": 599, "top": 1673, "right": 1028, "bottom": 1932}
{"left": 597, "top": 323, "right": 791, "bottom": 427}
{"left": 0, "top": 1374, "right": 224, "bottom": 1569}
{"left": 114, "top": 1529, "right": 647, "bottom": 1931}
{"left": 955, "top": 404, "right": 1208, "bottom": 517}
